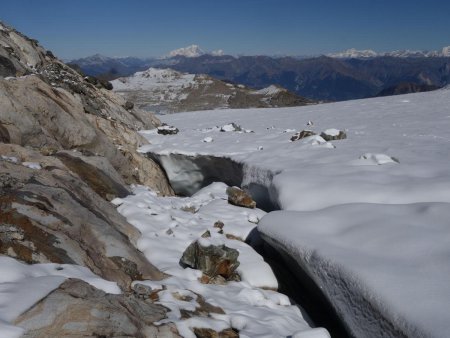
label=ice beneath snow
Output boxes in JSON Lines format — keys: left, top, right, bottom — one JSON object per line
{"left": 137, "top": 88, "right": 450, "bottom": 337}
{"left": 0, "top": 256, "right": 120, "bottom": 338}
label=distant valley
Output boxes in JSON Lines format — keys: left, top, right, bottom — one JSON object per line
{"left": 70, "top": 45, "right": 450, "bottom": 102}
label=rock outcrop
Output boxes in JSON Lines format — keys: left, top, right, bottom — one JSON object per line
{"left": 0, "top": 21, "right": 173, "bottom": 195}
{"left": 0, "top": 144, "right": 165, "bottom": 289}
{"left": 14, "top": 279, "right": 179, "bottom": 338}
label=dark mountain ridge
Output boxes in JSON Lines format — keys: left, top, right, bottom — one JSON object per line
{"left": 72, "top": 53, "right": 450, "bottom": 102}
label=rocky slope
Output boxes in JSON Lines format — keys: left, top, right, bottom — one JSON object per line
{"left": 111, "top": 68, "right": 313, "bottom": 113}
{"left": 0, "top": 21, "right": 185, "bottom": 336}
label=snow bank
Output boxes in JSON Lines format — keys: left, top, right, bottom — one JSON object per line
{"left": 259, "top": 203, "right": 450, "bottom": 337}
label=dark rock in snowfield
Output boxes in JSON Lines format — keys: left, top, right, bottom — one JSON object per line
{"left": 14, "top": 279, "right": 179, "bottom": 338}
{"left": 180, "top": 240, "right": 240, "bottom": 279}
{"left": 226, "top": 186, "right": 256, "bottom": 209}
{"left": 213, "top": 220, "right": 224, "bottom": 229}
{"left": 158, "top": 125, "right": 179, "bottom": 135}
{"left": 290, "top": 130, "right": 316, "bottom": 141}
{"left": 124, "top": 100, "right": 134, "bottom": 110}
{"left": 320, "top": 129, "right": 347, "bottom": 141}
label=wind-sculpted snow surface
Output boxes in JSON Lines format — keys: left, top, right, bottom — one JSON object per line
{"left": 139, "top": 88, "right": 450, "bottom": 336}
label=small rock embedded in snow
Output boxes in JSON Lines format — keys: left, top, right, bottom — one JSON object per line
{"left": 248, "top": 214, "right": 259, "bottom": 224}
{"left": 320, "top": 129, "right": 347, "bottom": 141}
{"left": 203, "top": 137, "right": 213, "bottom": 143}
{"left": 220, "top": 122, "right": 242, "bottom": 132}
{"left": 306, "top": 120, "right": 314, "bottom": 126}
{"left": 258, "top": 146, "right": 264, "bottom": 150}
{"left": 157, "top": 124, "right": 179, "bottom": 135}
{"left": 290, "top": 130, "right": 316, "bottom": 142}
{"left": 21, "top": 162, "right": 42, "bottom": 170}
{"left": 359, "top": 153, "right": 399, "bottom": 165}
{"left": 213, "top": 221, "right": 225, "bottom": 229}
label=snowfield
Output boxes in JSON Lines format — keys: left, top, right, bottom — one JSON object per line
{"left": 138, "top": 88, "right": 450, "bottom": 337}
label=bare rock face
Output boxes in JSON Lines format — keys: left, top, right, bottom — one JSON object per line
{"left": 14, "top": 279, "right": 180, "bottom": 338}
{"left": 55, "top": 150, "right": 130, "bottom": 201}
{"left": 0, "top": 144, "right": 165, "bottom": 289}
{"left": 0, "top": 21, "right": 173, "bottom": 195}
{"left": 290, "top": 130, "right": 316, "bottom": 141}
{"left": 226, "top": 186, "right": 256, "bottom": 209}
{"left": 180, "top": 240, "right": 240, "bottom": 279}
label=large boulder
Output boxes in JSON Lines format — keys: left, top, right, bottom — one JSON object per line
{"left": 180, "top": 240, "right": 240, "bottom": 279}
{"left": 14, "top": 279, "right": 179, "bottom": 338}
{"left": 226, "top": 186, "right": 256, "bottom": 209}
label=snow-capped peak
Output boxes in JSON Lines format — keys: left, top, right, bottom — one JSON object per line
{"left": 211, "top": 49, "right": 224, "bottom": 56}
{"left": 168, "top": 44, "right": 205, "bottom": 58}
{"left": 442, "top": 46, "right": 450, "bottom": 57}
{"left": 328, "top": 48, "right": 378, "bottom": 58}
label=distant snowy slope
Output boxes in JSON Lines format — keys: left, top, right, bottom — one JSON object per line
{"left": 168, "top": 45, "right": 205, "bottom": 58}
{"left": 140, "top": 88, "right": 450, "bottom": 337}
{"left": 328, "top": 48, "right": 378, "bottom": 58}
{"left": 111, "top": 68, "right": 313, "bottom": 113}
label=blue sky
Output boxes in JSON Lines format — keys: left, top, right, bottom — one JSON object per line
{"left": 1, "top": 0, "right": 449, "bottom": 59}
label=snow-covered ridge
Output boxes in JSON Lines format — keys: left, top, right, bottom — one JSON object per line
{"left": 252, "top": 85, "right": 285, "bottom": 96}
{"left": 111, "top": 67, "right": 197, "bottom": 91}
{"left": 329, "top": 45, "right": 450, "bottom": 58}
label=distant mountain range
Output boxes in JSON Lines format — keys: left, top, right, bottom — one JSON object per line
{"left": 328, "top": 46, "right": 450, "bottom": 59}
{"left": 111, "top": 68, "right": 313, "bottom": 113}
{"left": 70, "top": 45, "right": 450, "bottom": 101}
